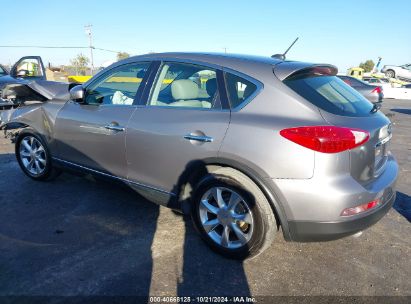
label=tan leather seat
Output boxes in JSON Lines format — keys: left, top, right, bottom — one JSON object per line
{"left": 169, "top": 79, "right": 211, "bottom": 108}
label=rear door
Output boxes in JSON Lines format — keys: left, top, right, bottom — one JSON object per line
{"left": 54, "top": 61, "right": 152, "bottom": 178}
{"left": 125, "top": 61, "right": 230, "bottom": 195}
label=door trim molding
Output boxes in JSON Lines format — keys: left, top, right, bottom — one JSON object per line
{"left": 52, "top": 157, "right": 176, "bottom": 197}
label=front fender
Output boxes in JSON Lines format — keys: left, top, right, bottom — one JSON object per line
{"left": 0, "top": 104, "right": 43, "bottom": 131}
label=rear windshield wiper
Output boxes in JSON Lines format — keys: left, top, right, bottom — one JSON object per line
{"left": 370, "top": 103, "right": 382, "bottom": 114}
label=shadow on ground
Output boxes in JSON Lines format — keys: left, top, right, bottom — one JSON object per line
{"left": 390, "top": 108, "right": 411, "bottom": 115}
{"left": 0, "top": 153, "right": 251, "bottom": 296}
{"left": 393, "top": 191, "right": 411, "bottom": 222}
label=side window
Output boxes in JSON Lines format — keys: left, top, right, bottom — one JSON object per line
{"left": 85, "top": 62, "right": 150, "bottom": 105}
{"left": 149, "top": 62, "right": 219, "bottom": 109}
{"left": 0, "top": 66, "right": 6, "bottom": 76}
{"left": 225, "top": 72, "right": 257, "bottom": 109}
{"left": 16, "top": 58, "right": 43, "bottom": 77}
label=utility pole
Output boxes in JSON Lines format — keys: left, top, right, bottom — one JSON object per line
{"left": 84, "top": 24, "right": 94, "bottom": 75}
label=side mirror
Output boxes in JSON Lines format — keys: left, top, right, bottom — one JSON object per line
{"left": 16, "top": 69, "right": 29, "bottom": 78}
{"left": 69, "top": 85, "right": 85, "bottom": 102}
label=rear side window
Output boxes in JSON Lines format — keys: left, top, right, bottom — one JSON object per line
{"left": 225, "top": 73, "right": 257, "bottom": 109}
{"left": 284, "top": 76, "right": 374, "bottom": 117}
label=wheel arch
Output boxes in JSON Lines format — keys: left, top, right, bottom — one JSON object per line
{"left": 385, "top": 69, "right": 396, "bottom": 77}
{"left": 177, "top": 157, "right": 292, "bottom": 241}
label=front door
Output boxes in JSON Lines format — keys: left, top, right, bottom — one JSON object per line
{"left": 54, "top": 62, "right": 151, "bottom": 178}
{"left": 126, "top": 61, "right": 230, "bottom": 196}
{"left": 11, "top": 56, "right": 46, "bottom": 81}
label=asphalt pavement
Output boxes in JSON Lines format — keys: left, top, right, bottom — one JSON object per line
{"left": 0, "top": 99, "right": 410, "bottom": 301}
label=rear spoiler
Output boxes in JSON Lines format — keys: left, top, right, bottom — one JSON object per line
{"left": 273, "top": 61, "right": 338, "bottom": 81}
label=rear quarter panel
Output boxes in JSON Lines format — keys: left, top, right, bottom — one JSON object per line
{"left": 219, "top": 75, "right": 326, "bottom": 179}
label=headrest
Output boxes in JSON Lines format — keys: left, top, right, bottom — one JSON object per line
{"left": 171, "top": 80, "right": 199, "bottom": 100}
{"left": 206, "top": 78, "right": 217, "bottom": 98}
{"left": 243, "top": 84, "right": 255, "bottom": 100}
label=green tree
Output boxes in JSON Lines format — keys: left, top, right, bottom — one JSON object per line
{"left": 117, "top": 52, "right": 130, "bottom": 61}
{"left": 359, "top": 60, "right": 375, "bottom": 72}
{"left": 70, "top": 53, "right": 90, "bottom": 75}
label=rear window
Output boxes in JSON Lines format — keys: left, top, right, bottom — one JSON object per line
{"left": 284, "top": 75, "right": 374, "bottom": 117}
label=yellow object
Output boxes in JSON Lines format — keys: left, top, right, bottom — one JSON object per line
{"left": 67, "top": 76, "right": 208, "bottom": 85}
{"left": 347, "top": 67, "right": 364, "bottom": 79}
{"left": 68, "top": 76, "right": 92, "bottom": 83}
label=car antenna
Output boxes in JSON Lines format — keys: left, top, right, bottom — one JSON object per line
{"left": 271, "top": 37, "right": 299, "bottom": 60}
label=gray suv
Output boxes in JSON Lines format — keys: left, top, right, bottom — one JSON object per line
{"left": 4, "top": 53, "right": 398, "bottom": 259}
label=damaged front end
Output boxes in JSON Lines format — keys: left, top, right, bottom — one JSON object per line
{"left": 0, "top": 80, "right": 72, "bottom": 142}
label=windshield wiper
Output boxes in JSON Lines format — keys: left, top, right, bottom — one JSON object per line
{"left": 370, "top": 103, "right": 382, "bottom": 114}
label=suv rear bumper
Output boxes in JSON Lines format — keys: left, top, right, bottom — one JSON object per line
{"left": 288, "top": 189, "right": 395, "bottom": 241}
{"left": 272, "top": 154, "right": 398, "bottom": 242}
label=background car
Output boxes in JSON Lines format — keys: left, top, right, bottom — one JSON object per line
{"left": 337, "top": 75, "right": 383, "bottom": 103}
{"left": 0, "top": 64, "right": 8, "bottom": 77}
{"left": 364, "top": 77, "right": 389, "bottom": 85}
{"left": 381, "top": 64, "right": 411, "bottom": 81}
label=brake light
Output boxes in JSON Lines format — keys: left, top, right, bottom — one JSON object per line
{"left": 371, "top": 87, "right": 382, "bottom": 94}
{"left": 340, "top": 199, "right": 382, "bottom": 216}
{"left": 280, "top": 126, "right": 370, "bottom": 153}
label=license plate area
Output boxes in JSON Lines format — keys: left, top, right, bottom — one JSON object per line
{"left": 374, "top": 127, "right": 392, "bottom": 176}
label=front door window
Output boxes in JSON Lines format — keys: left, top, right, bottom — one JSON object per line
{"left": 85, "top": 62, "right": 150, "bottom": 106}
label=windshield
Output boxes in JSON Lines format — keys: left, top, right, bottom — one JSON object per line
{"left": 284, "top": 75, "right": 374, "bottom": 117}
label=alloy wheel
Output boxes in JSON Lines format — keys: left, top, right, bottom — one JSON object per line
{"left": 199, "top": 186, "right": 254, "bottom": 249}
{"left": 19, "top": 136, "right": 47, "bottom": 176}
{"left": 386, "top": 70, "right": 394, "bottom": 78}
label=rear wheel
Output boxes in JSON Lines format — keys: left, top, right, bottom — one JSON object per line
{"left": 15, "top": 130, "right": 61, "bottom": 181}
{"left": 191, "top": 167, "right": 276, "bottom": 259}
{"left": 385, "top": 70, "right": 395, "bottom": 78}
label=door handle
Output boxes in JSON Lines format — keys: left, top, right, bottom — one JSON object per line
{"left": 184, "top": 134, "right": 214, "bottom": 143}
{"left": 104, "top": 123, "right": 125, "bottom": 132}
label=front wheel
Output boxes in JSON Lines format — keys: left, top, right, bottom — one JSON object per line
{"left": 191, "top": 167, "right": 276, "bottom": 259}
{"left": 15, "top": 131, "right": 61, "bottom": 181}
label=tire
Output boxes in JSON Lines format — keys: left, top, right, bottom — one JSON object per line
{"left": 15, "top": 130, "right": 61, "bottom": 181}
{"left": 191, "top": 167, "right": 276, "bottom": 259}
{"left": 385, "top": 70, "right": 395, "bottom": 79}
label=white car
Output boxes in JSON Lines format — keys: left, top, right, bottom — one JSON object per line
{"left": 363, "top": 77, "right": 392, "bottom": 89}
{"left": 364, "top": 77, "right": 411, "bottom": 99}
{"left": 381, "top": 64, "right": 411, "bottom": 81}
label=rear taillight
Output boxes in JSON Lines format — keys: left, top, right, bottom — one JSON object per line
{"left": 280, "top": 126, "right": 370, "bottom": 153}
{"left": 371, "top": 86, "right": 382, "bottom": 94}
{"left": 340, "top": 199, "right": 382, "bottom": 216}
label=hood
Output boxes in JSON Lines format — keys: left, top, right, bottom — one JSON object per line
{"left": 1, "top": 80, "right": 71, "bottom": 101}
{"left": 0, "top": 75, "right": 27, "bottom": 88}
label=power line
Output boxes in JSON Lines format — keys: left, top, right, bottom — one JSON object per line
{"left": 94, "top": 47, "right": 121, "bottom": 53}
{"left": 0, "top": 45, "right": 122, "bottom": 53}
{"left": 0, "top": 45, "right": 88, "bottom": 49}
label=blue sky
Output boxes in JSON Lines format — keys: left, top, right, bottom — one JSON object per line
{"left": 1, "top": 0, "right": 410, "bottom": 72}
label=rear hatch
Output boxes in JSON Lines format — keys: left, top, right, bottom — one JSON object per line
{"left": 319, "top": 110, "right": 391, "bottom": 184}
{"left": 276, "top": 63, "right": 392, "bottom": 185}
